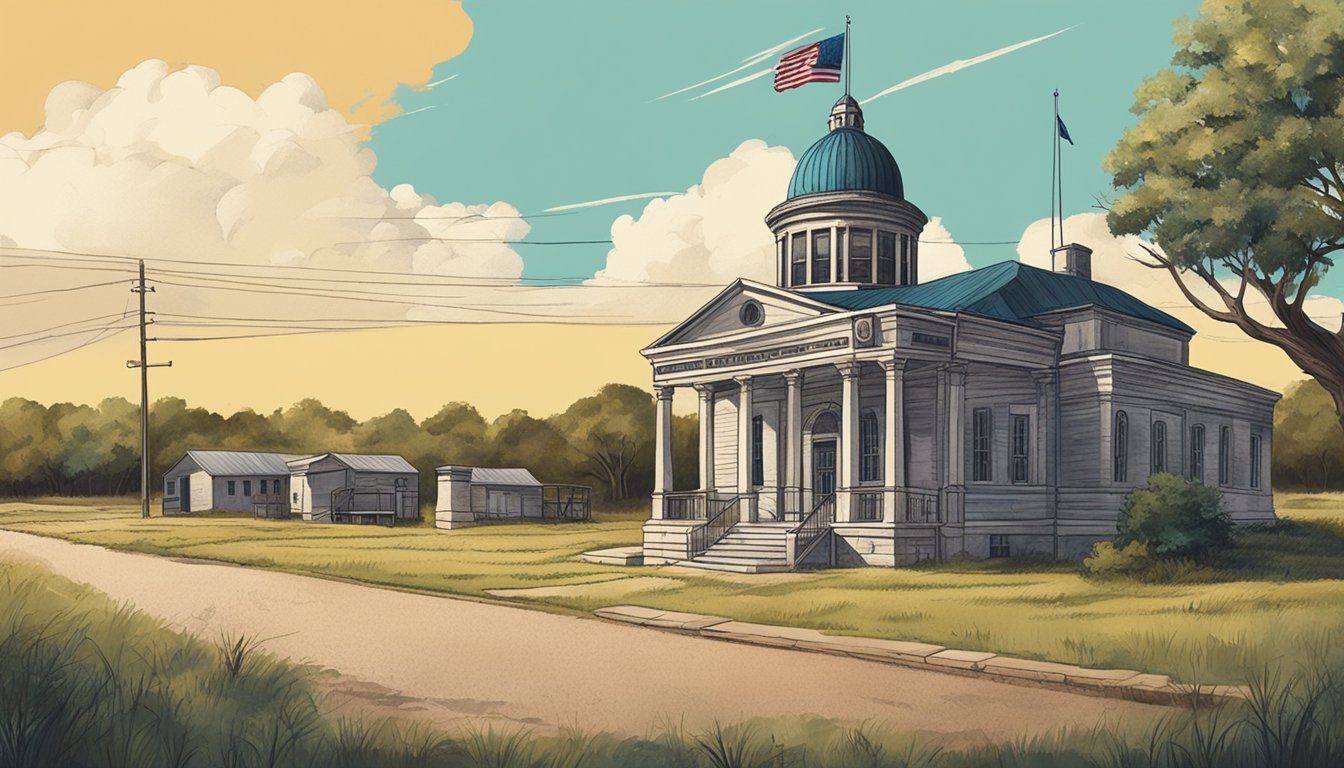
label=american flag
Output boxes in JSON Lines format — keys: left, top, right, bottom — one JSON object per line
{"left": 774, "top": 33, "right": 845, "bottom": 92}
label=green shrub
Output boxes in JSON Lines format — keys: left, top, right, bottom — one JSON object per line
{"left": 1116, "top": 472, "right": 1231, "bottom": 559}
{"left": 1083, "top": 540, "right": 1152, "bottom": 576}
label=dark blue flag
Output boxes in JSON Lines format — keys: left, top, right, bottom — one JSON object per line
{"left": 1057, "top": 115, "right": 1074, "bottom": 145}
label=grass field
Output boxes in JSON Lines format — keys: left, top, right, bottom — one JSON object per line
{"left": 1, "top": 493, "right": 1341, "bottom": 685}
{"left": 6, "top": 555, "right": 1341, "bottom": 767}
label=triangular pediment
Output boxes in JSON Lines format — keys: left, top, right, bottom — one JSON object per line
{"left": 647, "top": 279, "right": 839, "bottom": 349}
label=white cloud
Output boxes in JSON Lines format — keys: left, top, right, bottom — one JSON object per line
{"left": 543, "top": 192, "right": 681, "bottom": 213}
{"left": 654, "top": 27, "right": 824, "bottom": 101}
{"left": 0, "top": 60, "right": 531, "bottom": 367}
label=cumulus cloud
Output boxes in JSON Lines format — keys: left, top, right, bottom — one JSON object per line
{"left": 589, "top": 139, "right": 971, "bottom": 290}
{"left": 0, "top": 0, "right": 472, "bottom": 131}
{"left": 0, "top": 61, "right": 531, "bottom": 368}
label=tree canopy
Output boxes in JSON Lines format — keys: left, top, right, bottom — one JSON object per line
{"left": 1106, "top": 0, "right": 1344, "bottom": 427}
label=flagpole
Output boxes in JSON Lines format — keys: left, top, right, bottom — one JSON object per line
{"left": 1051, "top": 89, "right": 1058, "bottom": 259}
{"left": 1056, "top": 88, "right": 1065, "bottom": 246}
{"left": 844, "top": 15, "right": 852, "bottom": 97}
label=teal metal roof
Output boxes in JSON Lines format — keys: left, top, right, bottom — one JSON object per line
{"left": 787, "top": 128, "right": 904, "bottom": 199}
{"left": 806, "top": 261, "right": 1195, "bottom": 334}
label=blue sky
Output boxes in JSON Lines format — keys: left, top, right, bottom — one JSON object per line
{"left": 369, "top": 1, "right": 1203, "bottom": 283}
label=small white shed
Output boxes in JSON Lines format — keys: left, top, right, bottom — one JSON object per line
{"left": 288, "top": 453, "right": 419, "bottom": 524}
{"left": 162, "top": 450, "right": 299, "bottom": 516}
{"left": 435, "top": 466, "right": 589, "bottom": 529}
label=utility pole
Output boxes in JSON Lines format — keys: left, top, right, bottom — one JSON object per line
{"left": 128, "top": 260, "right": 171, "bottom": 518}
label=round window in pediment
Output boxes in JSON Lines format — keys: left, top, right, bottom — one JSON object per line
{"left": 739, "top": 300, "right": 764, "bottom": 327}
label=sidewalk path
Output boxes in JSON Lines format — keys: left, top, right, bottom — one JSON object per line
{"left": 0, "top": 530, "right": 1161, "bottom": 740}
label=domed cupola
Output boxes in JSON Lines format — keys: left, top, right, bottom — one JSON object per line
{"left": 766, "top": 97, "right": 928, "bottom": 292}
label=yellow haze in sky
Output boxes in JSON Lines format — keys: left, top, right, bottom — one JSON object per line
{"left": 0, "top": 0, "right": 472, "bottom": 132}
{"left": 0, "top": 322, "right": 1306, "bottom": 422}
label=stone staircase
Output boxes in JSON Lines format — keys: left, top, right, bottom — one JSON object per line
{"left": 679, "top": 522, "right": 793, "bottom": 573}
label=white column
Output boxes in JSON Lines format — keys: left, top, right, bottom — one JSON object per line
{"left": 652, "top": 385, "right": 674, "bottom": 520}
{"left": 694, "top": 384, "right": 715, "bottom": 491}
{"left": 880, "top": 358, "right": 907, "bottom": 523}
{"left": 837, "top": 361, "right": 861, "bottom": 522}
{"left": 783, "top": 370, "right": 803, "bottom": 511}
{"left": 735, "top": 375, "right": 756, "bottom": 520}
{"left": 945, "top": 366, "right": 966, "bottom": 487}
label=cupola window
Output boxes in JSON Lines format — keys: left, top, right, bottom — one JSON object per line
{"left": 878, "top": 232, "right": 897, "bottom": 284}
{"left": 850, "top": 229, "right": 872, "bottom": 284}
{"left": 790, "top": 232, "right": 806, "bottom": 286}
{"left": 812, "top": 230, "right": 831, "bottom": 283}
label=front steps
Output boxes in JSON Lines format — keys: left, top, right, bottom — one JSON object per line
{"left": 678, "top": 522, "right": 793, "bottom": 573}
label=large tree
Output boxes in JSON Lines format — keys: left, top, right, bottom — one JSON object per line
{"left": 1106, "top": 0, "right": 1344, "bottom": 428}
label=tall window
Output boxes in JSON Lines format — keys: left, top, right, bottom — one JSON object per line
{"left": 1190, "top": 425, "right": 1205, "bottom": 483}
{"left": 1011, "top": 414, "right": 1030, "bottom": 484}
{"left": 900, "top": 235, "right": 913, "bottom": 284}
{"left": 850, "top": 229, "right": 872, "bottom": 284}
{"left": 1151, "top": 420, "right": 1167, "bottom": 474}
{"left": 972, "top": 408, "right": 993, "bottom": 482}
{"left": 812, "top": 230, "right": 831, "bottom": 283}
{"left": 790, "top": 232, "right": 806, "bottom": 286}
{"left": 835, "top": 228, "right": 846, "bottom": 282}
{"left": 243, "top": 479, "right": 252, "bottom": 496}
{"left": 1113, "top": 411, "right": 1129, "bottom": 482}
{"left": 860, "top": 414, "right": 881, "bottom": 482}
{"left": 751, "top": 415, "right": 764, "bottom": 486}
{"left": 227, "top": 480, "right": 236, "bottom": 496}
{"left": 877, "top": 231, "right": 897, "bottom": 284}
{"left": 1219, "top": 426, "right": 1231, "bottom": 485}
{"left": 1250, "top": 435, "right": 1262, "bottom": 489}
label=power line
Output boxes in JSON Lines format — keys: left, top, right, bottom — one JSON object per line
{"left": 0, "top": 326, "right": 135, "bottom": 374}
{"left": 0, "top": 278, "right": 131, "bottom": 300}
{"left": 0, "top": 321, "right": 139, "bottom": 352}
{"left": 0, "top": 312, "right": 134, "bottom": 342}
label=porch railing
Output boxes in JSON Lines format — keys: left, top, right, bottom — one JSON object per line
{"left": 788, "top": 493, "right": 834, "bottom": 567}
{"left": 663, "top": 490, "right": 731, "bottom": 521}
{"left": 902, "top": 488, "right": 942, "bottom": 524}
{"left": 689, "top": 496, "right": 741, "bottom": 556}
{"left": 851, "top": 490, "right": 884, "bottom": 522}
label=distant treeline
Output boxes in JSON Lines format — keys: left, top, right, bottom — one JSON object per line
{"left": 1274, "top": 379, "right": 1344, "bottom": 491}
{"left": 0, "top": 384, "right": 699, "bottom": 505}
{"left": 4, "top": 378, "right": 1342, "bottom": 502}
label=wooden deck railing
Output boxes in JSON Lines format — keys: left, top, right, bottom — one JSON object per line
{"left": 663, "top": 490, "right": 732, "bottom": 521}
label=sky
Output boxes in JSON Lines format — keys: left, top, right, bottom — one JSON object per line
{"left": 0, "top": 0, "right": 1340, "bottom": 420}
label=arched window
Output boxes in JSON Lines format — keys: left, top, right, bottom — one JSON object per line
{"left": 859, "top": 414, "right": 881, "bottom": 482}
{"left": 1190, "top": 425, "right": 1205, "bottom": 483}
{"left": 1151, "top": 420, "right": 1167, "bottom": 474}
{"left": 812, "top": 411, "right": 840, "bottom": 434}
{"left": 1113, "top": 411, "right": 1129, "bottom": 482}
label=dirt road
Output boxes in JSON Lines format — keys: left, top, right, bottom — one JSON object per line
{"left": 0, "top": 530, "right": 1161, "bottom": 740}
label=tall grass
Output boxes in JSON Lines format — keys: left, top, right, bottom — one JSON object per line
{"left": 1, "top": 557, "right": 1342, "bottom": 767}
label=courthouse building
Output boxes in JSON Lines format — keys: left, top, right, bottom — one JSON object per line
{"left": 639, "top": 96, "right": 1278, "bottom": 572}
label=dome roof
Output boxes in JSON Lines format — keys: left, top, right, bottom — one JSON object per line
{"left": 787, "top": 127, "right": 904, "bottom": 200}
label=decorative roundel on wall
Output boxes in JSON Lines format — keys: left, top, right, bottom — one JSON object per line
{"left": 739, "top": 300, "right": 764, "bottom": 327}
{"left": 854, "top": 316, "right": 876, "bottom": 345}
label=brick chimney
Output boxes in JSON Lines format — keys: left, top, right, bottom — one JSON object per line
{"left": 1051, "top": 242, "right": 1093, "bottom": 280}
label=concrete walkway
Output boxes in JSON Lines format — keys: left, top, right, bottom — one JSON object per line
{"left": 0, "top": 531, "right": 1163, "bottom": 740}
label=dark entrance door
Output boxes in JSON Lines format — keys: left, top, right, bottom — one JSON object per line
{"left": 181, "top": 476, "right": 191, "bottom": 513}
{"left": 812, "top": 440, "right": 837, "bottom": 498}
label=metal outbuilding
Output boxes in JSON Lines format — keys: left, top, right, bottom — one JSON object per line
{"left": 287, "top": 453, "right": 419, "bottom": 524}
{"left": 162, "top": 450, "right": 301, "bottom": 516}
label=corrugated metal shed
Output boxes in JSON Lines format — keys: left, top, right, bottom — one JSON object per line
{"left": 174, "top": 450, "right": 302, "bottom": 477}
{"left": 468, "top": 467, "right": 541, "bottom": 486}
{"left": 328, "top": 453, "right": 417, "bottom": 473}
{"left": 807, "top": 261, "right": 1195, "bottom": 334}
